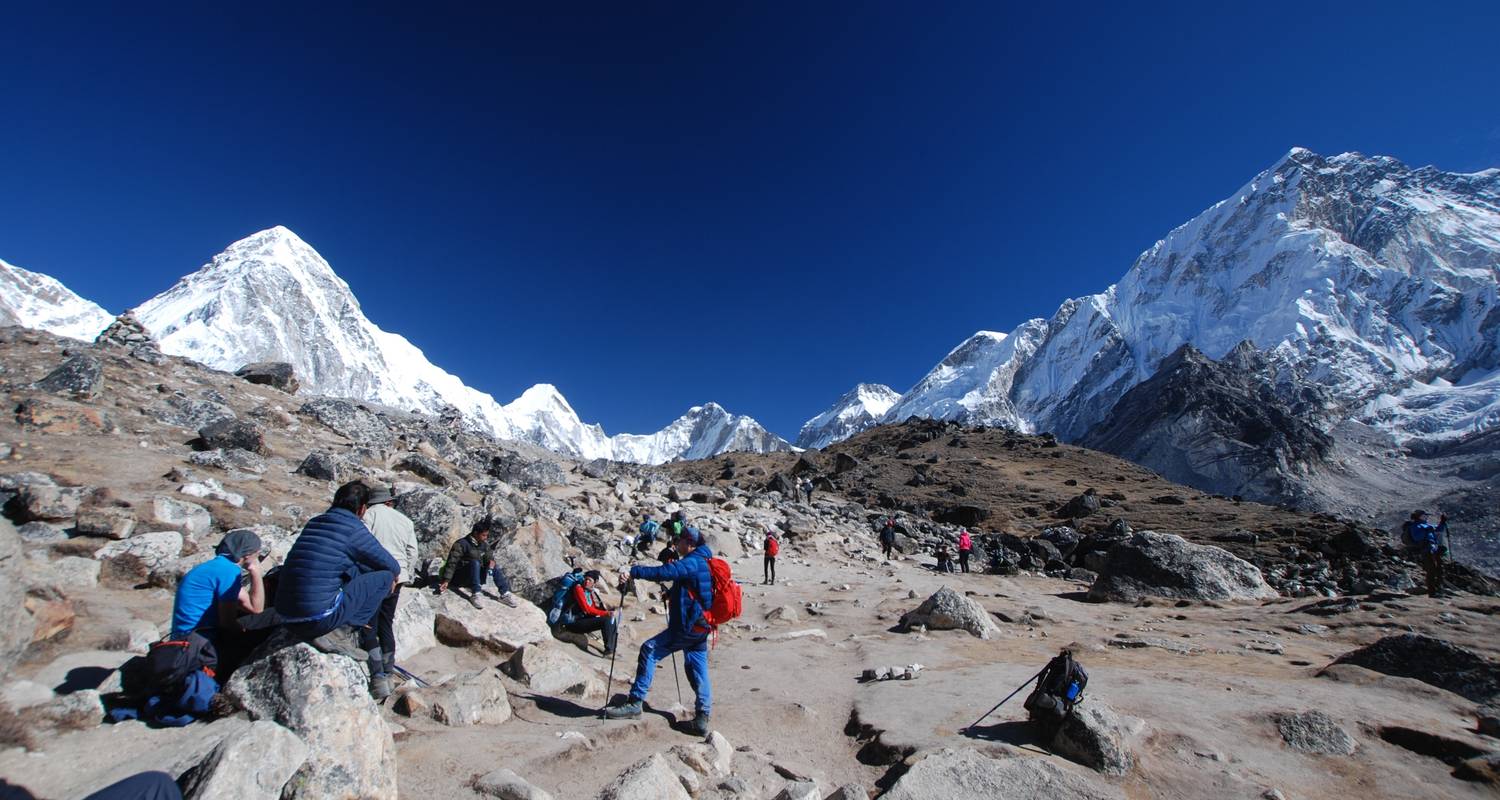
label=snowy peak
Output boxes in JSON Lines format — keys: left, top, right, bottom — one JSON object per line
{"left": 613, "top": 403, "right": 793, "bottom": 464}
{"left": 0, "top": 258, "right": 113, "bottom": 342}
{"left": 796, "top": 383, "right": 900, "bottom": 449}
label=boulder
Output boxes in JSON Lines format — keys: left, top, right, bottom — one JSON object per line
{"left": 597, "top": 753, "right": 692, "bottom": 800}
{"left": 96, "top": 531, "right": 185, "bottom": 582}
{"left": 225, "top": 643, "right": 397, "bottom": 800}
{"left": 73, "top": 506, "right": 137, "bottom": 539}
{"left": 881, "top": 747, "right": 1122, "bottom": 800}
{"left": 14, "top": 398, "right": 116, "bottom": 434}
{"left": 1331, "top": 634, "right": 1500, "bottom": 704}
{"left": 8, "top": 483, "right": 85, "bottom": 522}
{"left": 935, "top": 505, "right": 990, "bottom": 527}
{"left": 427, "top": 669, "right": 512, "bottom": 727}
{"left": 826, "top": 784, "right": 869, "bottom": 800}
{"left": 493, "top": 520, "right": 573, "bottom": 603}
{"left": 899, "top": 587, "right": 1000, "bottom": 639}
{"left": 159, "top": 395, "right": 237, "bottom": 429}
{"left": 434, "top": 591, "right": 552, "bottom": 652}
{"left": 1271, "top": 710, "right": 1357, "bottom": 755}
{"left": 476, "top": 768, "right": 555, "bottom": 800}
{"left": 35, "top": 688, "right": 104, "bottom": 728}
{"left": 1087, "top": 531, "right": 1277, "bottom": 603}
{"left": 33, "top": 354, "right": 104, "bottom": 399}
{"left": 18, "top": 521, "right": 67, "bottom": 543}
{"left": 196, "top": 419, "right": 267, "bottom": 455}
{"left": 393, "top": 589, "right": 438, "bottom": 661}
{"left": 177, "top": 719, "right": 309, "bottom": 800}
{"left": 298, "top": 398, "right": 395, "bottom": 449}
{"left": 152, "top": 496, "right": 213, "bottom": 535}
{"left": 502, "top": 641, "right": 604, "bottom": 699}
{"left": 295, "top": 451, "right": 351, "bottom": 482}
{"left": 833, "top": 452, "right": 860, "bottom": 474}
{"left": 179, "top": 479, "right": 246, "bottom": 508}
{"left": 396, "top": 453, "right": 451, "bottom": 486}
{"left": 772, "top": 782, "right": 819, "bottom": 800}
{"left": 1057, "top": 490, "right": 1102, "bottom": 519}
{"left": 44, "top": 555, "right": 102, "bottom": 589}
{"left": 395, "top": 488, "right": 466, "bottom": 565}
{"left": 1050, "top": 701, "right": 1141, "bottom": 775}
{"left": 235, "top": 362, "right": 300, "bottom": 394}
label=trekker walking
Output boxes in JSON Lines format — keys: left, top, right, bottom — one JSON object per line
{"left": 560, "top": 570, "right": 619, "bottom": 655}
{"left": 604, "top": 526, "right": 716, "bottom": 735}
{"left": 763, "top": 530, "right": 779, "bottom": 585}
{"left": 957, "top": 529, "right": 973, "bottom": 574}
{"left": 638, "top": 513, "right": 661, "bottom": 553}
{"left": 1401, "top": 510, "right": 1450, "bottom": 597}
{"left": 275, "top": 481, "right": 399, "bottom": 665}
{"left": 436, "top": 519, "right": 521, "bottom": 608}
{"left": 169, "top": 529, "right": 265, "bottom": 677}
{"left": 879, "top": 519, "right": 896, "bottom": 561}
{"left": 800, "top": 477, "right": 815, "bottom": 504}
{"left": 362, "top": 485, "right": 418, "bottom": 699}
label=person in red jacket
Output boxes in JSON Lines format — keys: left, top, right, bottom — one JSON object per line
{"left": 957, "top": 529, "right": 974, "bottom": 574}
{"left": 561, "top": 570, "right": 618, "bottom": 655}
{"left": 763, "top": 530, "right": 780, "bottom": 585}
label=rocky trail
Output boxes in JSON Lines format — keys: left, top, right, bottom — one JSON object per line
{"left": 2, "top": 326, "right": 1500, "bottom": 799}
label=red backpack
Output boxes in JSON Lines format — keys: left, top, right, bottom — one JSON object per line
{"left": 766, "top": 536, "right": 780, "bottom": 557}
{"left": 689, "top": 557, "right": 743, "bottom": 636}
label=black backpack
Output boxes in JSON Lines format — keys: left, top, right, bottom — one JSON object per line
{"left": 143, "top": 632, "right": 219, "bottom": 694}
{"left": 1039, "top": 652, "right": 1088, "bottom": 706}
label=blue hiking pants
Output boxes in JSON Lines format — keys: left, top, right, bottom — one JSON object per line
{"left": 629, "top": 629, "right": 711, "bottom": 714}
{"left": 456, "top": 559, "right": 513, "bottom": 595}
{"left": 288, "top": 569, "right": 395, "bottom": 640}
{"left": 82, "top": 771, "right": 182, "bottom": 800}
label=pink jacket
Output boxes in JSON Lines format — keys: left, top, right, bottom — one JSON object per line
{"left": 958, "top": 531, "right": 972, "bottom": 551}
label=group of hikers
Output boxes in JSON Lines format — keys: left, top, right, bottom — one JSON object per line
{"left": 878, "top": 517, "right": 974, "bottom": 574}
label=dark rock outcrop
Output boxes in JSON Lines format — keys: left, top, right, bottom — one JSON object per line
{"left": 196, "top": 419, "right": 268, "bottom": 454}
{"left": 235, "top": 362, "right": 300, "bottom": 394}
{"left": 1087, "top": 530, "right": 1278, "bottom": 603}
{"left": 1332, "top": 634, "right": 1500, "bottom": 704}
{"left": 33, "top": 354, "right": 104, "bottom": 399}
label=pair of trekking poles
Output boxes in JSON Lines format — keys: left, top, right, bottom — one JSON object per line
{"left": 965, "top": 665, "right": 1047, "bottom": 732}
{"left": 603, "top": 548, "right": 683, "bottom": 715}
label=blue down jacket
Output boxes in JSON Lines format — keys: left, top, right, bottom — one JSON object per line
{"left": 630, "top": 544, "right": 713, "bottom": 638}
{"left": 275, "top": 507, "right": 399, "bottom": 619}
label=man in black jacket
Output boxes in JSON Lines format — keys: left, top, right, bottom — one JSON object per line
{"left": 436, "top": 519, "right": 519, "bottom": 607}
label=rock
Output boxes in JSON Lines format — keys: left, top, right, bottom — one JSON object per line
{"left": 8, "top": 483, "right": 85, "bottom": 522}
{"left": 825, "top": 784, "right": 869, "bottom": 800}
{"left": 294, "top": 451, "right": 351, "bottom": 482}
{"left": 196, "top": 419, "right": 268, "bottom": 455}
{"left": 766, "top": 605, "right": 800, "bottom": 623}
{"left": 1478, "top": 705, "right": 1500, "bottom": 738}
{"left": 96, "top": 531, "right": 185, "bottom": 582}
{"left": 95, "top": 312, "right": 166, "bottom": 362}
{"left": 493, "top": 520, "right": 573, "bottom": 603}
{"left": 46, "top": 555, "right": 102, "bottom": 589}
{"left": 1271, "top": 710, "right": 1357, "bottom": 755}
{"left": 1, "top": 679, "right": 54, "bottom": 710}
{"left": 13, "top": 398, "right": 116, "bottom": 434}
{"left": 1331, "top": 634, "right": 1500, "bottom": 704}
{"left": 17, "top": 521, "right": 67, "bottom": 543}
{"left": 428, "top": 669, "right": 512, "bottom": 727}
{"left": 772, "top": 781, "right": 819, "bottom": 800}
{"left": 833, "top": 452, "right": 860, "bottom": 474}
{"left": 152, "top": 496, "right": 213, "bottom": 535}
{"left": 899, "top": 587, "right": 1000, "bottom": 639}
{"left": 180, "top": 478, "right": 247, "bottom": 508}
{"left": 33, "top": 354, "right": 104, "bottom": 398}
{"left": 177, "top": 719, "right": 309, "bottom": 800}
{"left": 396, "top": 453, "right": 451, "bottom": 486}
{"left": 235, "top": 362, "right": 300, "bottom": 394}
{"left": 225, "top": 642, "right": 397, "bottom": 800}
{"left": 1050, "top": 701, "right": 1140, "bottom": 775}
{"left": 395, "top": 488, "right": 466, "bottom": 565}
{"left": 24, "top": 591, "right": 76, "bottom": 643}
{"left": 160, "top": 394, "right": 237, "bottom": 429}
{"left": 73, "top": 506, "right": 137, "bottom": 539}
{"left": 434, "top": 590, "right": 552, "bottom": 653}
{"left": 475, "top": 768, "right": 555, "bottom": 800}
{"left": 36, "top": 688, "right": 103, "bottom": 728}
{"left": 1087, "top": 531, "right": 1277, "bottom": 603}
{"left": 935, "top": 505, "right": 990, "bottom": 527}
{"left": 881, "top": 747, "right": 1122, "bottom": 800}
{"left": 1455, "top": 754, "right": 1500, "bottom": 784}
{"left": 598, "top": 753, "right": 692, "bottom": 800}
{"left": 1057, "top": 490, "right": 1102, "bottom": 519}
{"left": 298, "top": 398, "right": 394, "bottom": 449}
{"left": 393, "top": 589, "right": 438, "bottom": 661}
{"left": 502, "top": 642, "right": 604, "bottom": 699}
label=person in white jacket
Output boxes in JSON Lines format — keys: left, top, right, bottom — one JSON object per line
{"left": 363, "top": 485, "right": 419, "bottom": 699}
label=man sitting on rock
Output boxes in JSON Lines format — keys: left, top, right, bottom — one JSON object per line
{"left": 560, "top": 570, "right": 618, "bottom": 655}
{"left": 604, "top": 525, "right": 715, "bottom": 735}
{"left": 362, "top": 485, "right": 418, "bottom": 699}
{"left": 435, "top": 519, "right": 520, "bottom": 608}
{"left": 638, "top": 512, "right": 661, "bottom": 553}
{"left": 169, "top": 529, "right": 264, "bottom": 675}
{"left": 274, "top": 481, "right": 400, "bottom": 662}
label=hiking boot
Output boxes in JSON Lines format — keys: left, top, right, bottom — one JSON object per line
{"left": 456, "top": 588, "right": 483, "bottom": 609}
{"left": 603, "top": 698, "right": 643, "bottom": 719}
{"left": 309, "top": 627, "right": 368, "bottom": 660}
{"left": 370, "top": 674, "right": 393, "bottom": 701}
{"left": 501, "top": 592, "right": 520, "bottom": 608}
{"left": 689, "top": 711, "right": 711, "bottom": 736}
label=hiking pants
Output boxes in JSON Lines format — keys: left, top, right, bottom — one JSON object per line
{"left": 373, "top": 584, "right": 402, "bottom": 675}
{"left": 881, "top": 540, "right": 893, "bottom": 559}
{"left": 287, "top": 569, "right": 395, "bottom": 641}
{"left": 958, "top": 550, "right": 971, "bottom": 573}
{"left": 458, "top": 559, "right": 513, "bottom": 595}
{"left": 764, "top": 554, "right": 776, "bottom": 584}
{"left": 1423, "top": 551, "right": 1445, "bottom": 596}
{"left": 82, "top": 771, "right": 183, "bottom": 800}
{"left": 630, "top": 629, "right": 711, "bottom": 714}
{"left": 566, "top": 613, "right": 618, "bottom": 653}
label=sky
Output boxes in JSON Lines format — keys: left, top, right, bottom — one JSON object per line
{"left": 3, "top": 2, "right": 1499, "bottom": 440}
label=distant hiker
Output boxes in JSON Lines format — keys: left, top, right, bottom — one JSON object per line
{"left": 363, "top": 485, "right": 418, "bottom": 699}
{"left": 169, "top": 529, "right": 264, "bottom": 676}
{"left": 638, "top": 513, "right": 661, "bottom": 553}
{"left": 934, "top": 543, "right": 955, "bottom": 574}
{"left": 1023, "top": 648, "right": 1088, "bottom": 740}
{"left": 605, "top": 526, "right": 720, "bottom": 735}
{"left": 436, "top": 519, "right": 521, "bottom": 608}
{"left": 763, "top": 530, "right": 780, "bottom": 585}
{"left": 800, "top": 477, "right": 815, "bottom": 503}
{"left": 275, "top": 481, "right": 399, "bottom": 664}
{"left": 879, "top": 519, "right": 897, "bottom": 560}
{"left": 1401, "top": 510, "right": 1450, "bottom": 597}
{"left": 559, "top": 570, "right": 619, "bottom": 655}
{"left": 957, "top": 529, "right": 973, "bottom": 574}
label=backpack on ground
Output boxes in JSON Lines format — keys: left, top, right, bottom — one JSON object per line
{"left": 689, "top": 557, "right": 743, "bottom": 633}
{"left": 1040, "top": 651, "right": 1088, "bottom": 707}
{"left": 143, "top": 633, "right": 218, "bottom": 695}
{"left": 766, "top": 537, "right": 780, "bottom": 557}
{"left": 547, "top": 569, "right": 586, "bottom": 626}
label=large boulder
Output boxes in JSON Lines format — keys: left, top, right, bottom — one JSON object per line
{"left": 196, "top": 419, "right": 267, "bottom": 455}
{"left": 1271, "top": 710, "right": 1357, "bottom": 755}
{"left": 1331, "top": 634, "right": 1500, "bottom": 704}
{"left": 0, "top": 519, "right": 35, "bottom": 675}
{"left": 493, "top": 520, "right": 572, "bottom": 604}
{"left": 8, "top": 483, "right": 85, "bottom": 522}
{"left": 294, "top": 451, "right": 352, "bottom": 482}
{"left": 96, "top": 531, "right": 185, "bottom": 584}
{"left": 502, "top": 641, "right": 605, "bottom": 699}
{"left": 1087, "top": 530, "right": 1277, "bottom": 603}
{"left": 393, "top": 589, "right": 438, "bottom": 661}
{"left": 597, "top": 753, "right": 692, "bottom": 800}
{"left": 74, "top": 506, "right": 137, "bottom": 539}
{"left": 298, "top": 398, "right": 394, "bottom": 449}
{"left": 176, "top": 719, "right": 309, "bottom": 800}
{"left": 395, "top": 488, "right": 467, "bottom": 566}
{"left": 225, "top": 643, "right": 397, "bottom": 800}
{"left": 427, "top": 669, "right": 512, "bottom": 727}
{"left": 900, "top": 587, "right": 1000, "bottom": 639}
{"left": 33, "top": 354, "right": 104, "bottom": 399}
{"left": 235, "top": 362, "right": 300, "bottom": 394}
{"left": 434, "top": 591, "right": 552, "bottom": 653}
{"left": 151, "top": 496, "right": 213, "bottom": 535}
{"left": 881, "top": 747, "right": 1122, "bottom": 800}
{"left": 1050, "top": 701, "right": 1141, "bottom": 775}
{"left": 476, "top": 768, "right": 555, "bottom": 800}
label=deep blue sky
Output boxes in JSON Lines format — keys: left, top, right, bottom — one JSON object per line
{"left": 4, "top": 3, "right": 1499, "bottom": 439}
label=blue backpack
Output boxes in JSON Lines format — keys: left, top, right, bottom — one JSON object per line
{"left": 639, "top": 519, "right": 661, "bottom": 542}
{"left": 547, "top": 570, "right": 586, "bottom": 626}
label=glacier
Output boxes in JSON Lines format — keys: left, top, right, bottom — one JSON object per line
{"left": 796, "top": 383, "right": 901, "bottom": 449}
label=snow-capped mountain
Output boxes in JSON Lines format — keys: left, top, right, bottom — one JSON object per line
{"left": 797, "top": 383, "right": 901, "bottom": 449}
{"left": 0, "top": 258, "right": 113, "bottom": 342}
{"left": 884, "top": 148, "right": 1500, "bottom": 444}
{"left": 615, "top": 403, "right": 793, "bottom": 463}
{"left": 130, "top": 226, "right": 786, "bottom": 463}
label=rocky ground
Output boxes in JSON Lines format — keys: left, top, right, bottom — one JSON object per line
{"left": 2, "top": 325, "right": 1500, "bottom": 800}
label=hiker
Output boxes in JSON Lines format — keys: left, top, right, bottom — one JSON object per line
{"left": 274, "top": 481, "right": 399, "bottom": 662}
{"left": 957, "top": 529, "right": 973, "bottom": 573}
{"left": 559, "top": 570, "right": 618, "bottom": 655}
{"left": 638, "top": 513, "right": 661, "bottom": 553}
{"left": 1401, "top": 510, "right": 1450, "bottom": 597}
{"left": 800, "top": 477, "right": 815, "bottom": 503}
{"left": 363, "top": 485, "right": 418, "bottom": 699}
{"left": 1023, "top": 648, "right": 1088, "bottom": 740}
{"left": 763, "top": 529, "right": 779, "bottom": 585}
{"left": 934, "top": 543, "right": 955, "bottom": 573}
{"left": 168, "top": 529, "right": 264, "bottom": 677}
{"left": 879, "top": 519, "right": 897, "bottom": 560}
{"left": 605, "top": 526, "right": 716, "bottom": 734}
{"left": 436, "top": 519, "right": 520, "bottom": 608}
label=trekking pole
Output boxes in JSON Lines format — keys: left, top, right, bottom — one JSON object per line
{"left": 672, "top": 652, "right": 683, "bottom": 706}
{"left": 391, "top": 664, "right": 431, "bottom": 688}
{"left": 604, "top": 550, "right": 641, "bottom": 710}
{"left": 965, "top": 666, "right": 1046, "bottom": 732}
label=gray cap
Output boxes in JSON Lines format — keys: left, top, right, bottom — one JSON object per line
{"left": 367, "top": 486, "right": 396, "bottom": 505}
{"left": 215, "top": 530, "right": 263, "bottom": 561}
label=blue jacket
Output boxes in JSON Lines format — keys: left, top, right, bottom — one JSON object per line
{"left": 631, "top": 544, "right": 713, "bottom": 638}
{"left": 275, "top": 507, "right": 399, "bottom": 619}
{"left": 1404, "top": 520, "right": 1448, "bottom": 554}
